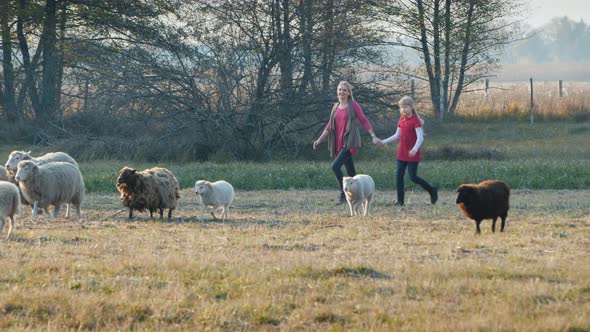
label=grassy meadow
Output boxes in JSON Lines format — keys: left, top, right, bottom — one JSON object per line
{"left": 0, "top": 119, "right": 589, "bottom": 330}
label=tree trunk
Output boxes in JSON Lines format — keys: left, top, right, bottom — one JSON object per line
{"left": 416, "top": 0, "right": 439, "bottom": 118}
{"left": 16, "top": 0, "right": 42, "bottom": 115}
{"left": 0, "top": 0, "right": 19, "bottom": 122}
{"left": 448, "top": 0, "right": 475, "bottom": 115}
{"left": 40, "top": 0, "right": 59, "bottom": 122}
{"left": 320, "top": 0, "right": 335, "bottom": 94}
{"left": 443, "top": 0, "right": 451, "bottom": 116}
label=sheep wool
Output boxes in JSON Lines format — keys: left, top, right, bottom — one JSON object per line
{"left": 194, "top": 180, "right": 234, "bottom": 221}
{"left": 343, "top": 174, "right": 375, "bottom": 217}
{"left": 0, "top": 165, "right": 9, "bottom": 182}
{"left": 456, "top": 180, "right": 510, "bottom": 234}
{"left": 15, "top": 161, "right": 85, "bottom": 222}
{"left": 0, "top": 182, "right": 20, "bottom": 239}
{"left": 5, "top": 150, "right": 79, "bottom": 174}
{"left": 116, "top": 167, "right": 180, "bottom": 220}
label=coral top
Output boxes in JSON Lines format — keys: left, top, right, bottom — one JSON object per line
{"left": 325, "top": 101, "right": 372, "bottom": 157}
{"left": 397, "top": 114, "right": 422, "bottom": 162}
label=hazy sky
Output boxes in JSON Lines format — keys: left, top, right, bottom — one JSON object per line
{"left": 526, "top": 0, "right": 590, "bottom": 27}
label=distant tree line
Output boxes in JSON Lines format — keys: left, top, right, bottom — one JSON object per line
{"left": 0, "top": 0, "right": 523, "bottom": 161}
{"left": 504, "top": 17, "right": 590, "bottom": 64}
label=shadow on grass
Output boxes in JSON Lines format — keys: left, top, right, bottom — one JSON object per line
{"left": 12, "top": 235, "right": 91, "bottom": 245}
{"left": 297, "top": 266, "right": 392, "bottom": 280}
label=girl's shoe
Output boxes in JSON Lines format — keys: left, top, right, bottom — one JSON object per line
{"left": 430, "top": 187, "right": 438, "bottom": 204}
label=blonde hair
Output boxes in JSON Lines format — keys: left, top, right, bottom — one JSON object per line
{"left": 337, "top": 81, "right": 355, "bottom": 102}
{"left": 399, "top": 96, "right": 424, "bottom": 125}
{"left": 399, "top": 96, "right": 415, "bottom": 110}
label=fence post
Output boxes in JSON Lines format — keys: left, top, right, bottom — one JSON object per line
{"left": 485, "top": 79, "right": 489, "bottom": 98}
{"left": 410, "top": 79, "right": 415, "bottom": 100}
{"left": 559, "top": 80, "right": 563, "bottom": 98}
{"left": 530, "top": 78, "right": 534, "bottom": 126}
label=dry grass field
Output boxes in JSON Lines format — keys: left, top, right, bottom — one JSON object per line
{"left": 1, "top": 188, "right": 589, "bottom": 331}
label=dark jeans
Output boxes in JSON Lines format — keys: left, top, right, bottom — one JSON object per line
{"left": 332, "top": 149, "right": 356, "bottom": 197}
{"left": 396, "top": 159, "right": 433, "bottom": 204}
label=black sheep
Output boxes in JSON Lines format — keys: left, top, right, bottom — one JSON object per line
{"left": 456, "top": 180, "right": 510, "bottom": 234}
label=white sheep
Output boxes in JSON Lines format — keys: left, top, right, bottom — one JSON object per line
{"left": 194, "top": 180, "right": 234, "bottom": 221}
{"left": 0, "top": 182, "right": 20, "bottom": 239}
{"left": 5, "top": 150, "right": 78, "bottom": 174}
{"left": 15, "top": 160, "right": 85, "bottom": 222}
{"left": 342, "top": 174, "right": 375, "bottom": 217}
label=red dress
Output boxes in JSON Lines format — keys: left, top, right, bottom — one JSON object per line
{"left": 325, "top": 101, "right": 372, "bottom": 157}
{"left": 397, "top": 115, "right": 422, "bottom": 162}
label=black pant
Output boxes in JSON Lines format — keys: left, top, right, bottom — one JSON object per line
{"left": 332, "top": 149, "right": 356, "bottom": 197}
{"left": 396, "top": 159, "right": 433, "bottom": 204}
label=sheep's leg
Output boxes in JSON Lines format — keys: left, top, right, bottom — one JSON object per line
{"left": 500, "top": 215, "right": 507, "bottom": 232}
{"left": 75, "top": 204, "right": 82, "bottom": 221}
{"left": 65, "top": 203, "right": 71, "bottom": 218}
{"left": 199, "top": 206, "right": 206, "bottom": 221}
{"left": 168, "top": 209, "right": 172, "bottom": 220}
{"left": 128, "top": 208, "right": 134, "bottom": 219}
{"left": 6, "top": 216, "right": 14, "bottom": 240}
{"left": 32, "top": 201, "right": 39, "bottom": 222}
{"left": 53, "top": 206, "right": 60, "bottom": 219}
{"left": 363, "top": 199, "right": 370, "bottom": 216}
{"left": 149, "top": 209, "right": 154, "bottom": 219}
{"left": 44, "top": 207, "right": 51, "bottom": 222}
{"left": 475, "top": 220, "right": 482, "bottom": 234}
{"left": 159, "top": 208, "right": 164, "bottom": 220}
{"left": 0, "top": 219, "right": 4, "bottom": 238}
{"left": 347, "top": 200, "right": 354, "bottom": 216}
{"left": 492, "top": 217, "right": 497, "bottom": 233}
{"left": 210, "top": 207, "right": 218, "bottom": 220}
{"left": 221, "top": 206, "right": 228, "bottom": 221}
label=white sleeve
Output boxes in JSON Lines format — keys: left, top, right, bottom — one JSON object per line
{"left": 411, "top": 127, "right": 424, "bottom": 151}
{"left": 381, "top": 127, "right": 400, "bottom": 144}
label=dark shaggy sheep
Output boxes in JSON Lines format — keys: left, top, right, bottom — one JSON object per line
{"left": 456, "top": 180, "right": 510, "bottom": 234}
{"left": 116, "top": 166, "right": 180, "bottom": 220}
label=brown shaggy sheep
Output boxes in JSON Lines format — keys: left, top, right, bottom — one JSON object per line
{"left": 116, "top": 166, "right": 180, "bottom": 220}
{"left": 456, "top": 180, "right": 510, "bottom": 234}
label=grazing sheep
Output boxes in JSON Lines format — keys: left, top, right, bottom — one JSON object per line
{"left": 116, "top": 166, "right": 180, "bottom": 220}
{"left": 15, "top": 161, "right": 84, "bottom": 222}
{"left": 456, "top": 180, "right": 510, "bottom": 234}
{"left": 194, "top": 180, "right": 234, "bottom": 221}
{"left": 5, "top": 150, "right": 78, "bottom": 174}
{"left": 0, "top": 182, "right": 20, "bottom": 239}
{"left": 342, "top": 174, "right": 375, "bottom": 217}
{"left": 0, "top": 165, "right": 9, "bottom": 182}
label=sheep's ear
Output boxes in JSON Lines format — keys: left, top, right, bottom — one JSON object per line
{"left": 207, "top": 182, "right": 213, "bottom": 190}
{"left": 26, "top": 151, "right": 31, "bottom": 154}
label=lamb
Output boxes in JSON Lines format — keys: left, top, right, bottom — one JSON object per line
{"left": 5, "top": 150, "right": 79, "bottom": 174}
{"left": 116, "top": 166, "right": 180, "bottom": 220}
{"left": 456, "top": 180, "right": 510, "bottom": 234}
{"left": 342, "top": 174, "right": 375, "bottom": 217}
{"left": 15, "top": 160, "right": 84, "bottom": 222}
{"left": 194, "top": 180, "right": 234, "bottom": 221}
{"left": 0, "top": 182, "right": 20, "bottom": 239}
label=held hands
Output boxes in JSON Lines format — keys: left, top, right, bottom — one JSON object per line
{"left": 409, "top": 148, "right": 417, "bottom": 157}
{"left": 372, "top": 136, "right": 383, "bottom": 146}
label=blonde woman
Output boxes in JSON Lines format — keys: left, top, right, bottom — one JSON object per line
{"left": 313, "top": 81, "right": 380, "bottom": 204}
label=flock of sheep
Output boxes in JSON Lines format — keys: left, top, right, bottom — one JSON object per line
{"left": 0, "top": 150, "right": 235, "bottom": 239}
{"left": 0, "top": 150, "right": 510, "bottom": 240}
